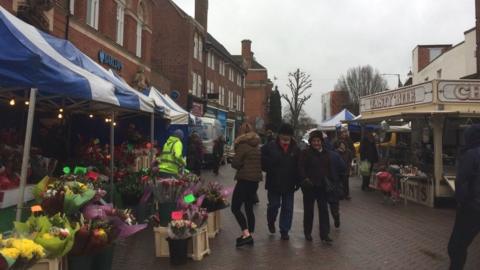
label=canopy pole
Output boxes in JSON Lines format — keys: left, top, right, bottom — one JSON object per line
{"left": 150, "top": 113, "right": 155, "bottom": 162}
{"left": 16, "top": 88, "right": 37, "bottom": 221}
{"left": 110, "top": 111, "right": 115, "bottom": 205}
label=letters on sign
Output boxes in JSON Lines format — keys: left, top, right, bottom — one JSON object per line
{"left": 453, "top": 85, "right": 480, "bottom": 100}
{"left": 370, "top": 89, "right": 416, "bottom": 110}
{"left": 438, "top": 81, "right": 480, "bottom": 102}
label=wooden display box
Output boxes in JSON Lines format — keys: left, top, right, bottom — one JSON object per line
{"left": 153, "top": 226, "right": 169, "bottom": 257}
{"left": 30, "top": 258, "right": 61, "bottom": 270}
{"left": 207, "top": 211, "right": 221, "bottom": 238}
{"left": 188, "top": 225, "right": 210, "bottom": 261}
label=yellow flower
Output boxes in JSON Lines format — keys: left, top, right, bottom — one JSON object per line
{"left": 0, "top": 248, "right": 20, "bottom": 260}
{"left": 6, "top": 238, "right": 45, "bottom": 259}
{"left": 42, "top": 233, "right": 53, "bottom": 240}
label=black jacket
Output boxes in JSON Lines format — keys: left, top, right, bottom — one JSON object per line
{"left": 360, "top": 138, "right": 379, "bottom": 163}
{"left": 298, "top": 147, "right": 346, "bottom": 189}
{"left": 261, "top": 139, "right": 301, "bottom": 193}
{"left": 456, "top": 124, "right": 480, "bottom": 211}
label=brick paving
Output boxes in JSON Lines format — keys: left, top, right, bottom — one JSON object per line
{"left": 112, "top": 166, "right": 480, "bottom": 270}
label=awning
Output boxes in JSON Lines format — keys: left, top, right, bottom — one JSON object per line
{"left": 0, "top": 6, "right": 155, "bottom": 113}
{"left": 319, "top": 109, "right": 356, "bottom": 131}
{"left": 146, "top": 87, "right": 194, "bottom": 125}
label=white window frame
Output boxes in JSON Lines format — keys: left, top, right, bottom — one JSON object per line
{"left": 116, "top": 3, "right": 125, "bottom": 45}
{"left": 194, "top": 33, "right": 198, "bottom": 60}
{"left": 198, "top": 37, "right": 203, "bottom": 63}
{"left": 69, "top": 0, "right": 75, "bottom": 15}
{"left": 192, "top": 72, "right": 197, "bottom": 95}
{"left": 219, "top": 87, "right": 224, "bottom": 105}
{"left": 86, "top": 0, "right": 99, "bottom": 30}
{"left": 197, "top": 74, "right": 202, "bottom": 97}
{"left": 136, "top": 22, "right": 142, "bottom": 57}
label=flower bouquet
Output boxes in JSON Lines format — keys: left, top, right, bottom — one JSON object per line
{"left": 167, "top": 220, "right": 197, "bottom": 240}
{"left": 197, "top": 182, "right": 232, "bottom": 212}
{"left": 0, "top": 235, "right": 45, "bottom": 270}
{"left": 150, "top": 178, "right": 188, "bottom": 226}
{"left": 13, "top": 214, "right": 78, "bottom": 258}
{"left": 115, "top": 171, "right": 145, "bottom": 207}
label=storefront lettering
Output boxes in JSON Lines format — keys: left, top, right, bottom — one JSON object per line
{"left": 98, "top": 50, "right": 123, "bottom": 71}
{"left": 402, "top": 181, "right": 430, "bottom": 204}
{"left": 453, "top": 85, "right": 480, "bottom": 100}
{"left": 370, "top": 89, "right": 416, "bottom": 109}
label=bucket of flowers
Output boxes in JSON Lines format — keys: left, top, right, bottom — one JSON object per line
{"left": 197, "top": 182, "right": 232, "bottom": 212}
{"left": 150, "top": 177, "right": 188, "bottom": 226}
{"left": 166, "top": 219, "right": 197, "bottom": 265}
{"left": 0, "top": 234, "right": 45, "bottom": 270}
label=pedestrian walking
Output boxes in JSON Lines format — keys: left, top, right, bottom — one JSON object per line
{"left": 359, "top": 131, "right": 379, "bottom": 191}
{"left": 335, "top": 141, "right": 353, "bottom": 200}
{"left": 261, "top": 123, "right": 300, "bottom": 240}
{"left": 212, "top": 135, "right": 225, "bottom": 175}
{"left": 158, "top": 129, "right": 185, "bottom": 178}
{"left": 231, "top": 123, "right": 262, "bottom": 247}
{"left": 448, "top": 124, "right": 480, "bottom": 270}
{"left": 299, "top": 130, "right": 346, "bottom": 244}
{"left": 186, "top": 132, "right": 203, "bottom": 176}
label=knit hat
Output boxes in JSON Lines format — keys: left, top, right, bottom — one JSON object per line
{"left": 172, "top": 129, "right": 184, "bottom": 140}
{"left": 277, "top": 123, "right": 294, "bottom": 136}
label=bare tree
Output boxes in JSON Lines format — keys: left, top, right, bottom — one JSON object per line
{"left": 335, "top": 65, "right": 387, "bottom": 114}
{"left": 282, "top": 69, "right": 312, "bottom": 136}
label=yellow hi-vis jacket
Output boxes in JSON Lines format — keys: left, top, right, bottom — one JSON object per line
{"left": 159, "top": 136, "right": 186, "bottom": 175}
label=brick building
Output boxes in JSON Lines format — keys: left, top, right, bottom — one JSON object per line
{"left": 320, "top": 90, "right": 350, "bottom": 121}
{"left": 151, "top": 0, "right": 246, "bottom": 143}
{"left": 233, "top": 40, "right": 273, "bottom": 132}
{"left": 0, "top": 0, "right": 170, "bottom": 93}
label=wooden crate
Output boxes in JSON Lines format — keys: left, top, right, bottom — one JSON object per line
{"left": 30, "top": 258, "right": 61, "bottom": 270}
{"left": 153, "top": 226, "right": 169, "bottom": 257}
{"left": 207, "top": 211, "right": 221, "bottom": 238}
{"left": 188, "top": 225, "right": 210, "bottom": 261}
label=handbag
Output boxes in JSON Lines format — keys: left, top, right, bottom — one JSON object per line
{"left": 359, "top": 160, "right": 371, "bottom": 176}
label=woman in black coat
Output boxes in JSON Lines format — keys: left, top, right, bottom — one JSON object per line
{"left": 298, "top": 130, "right": 346, "bottom": 244}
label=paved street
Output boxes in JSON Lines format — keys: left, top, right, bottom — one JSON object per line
{"left": 112, "top": 165, "right": 480, "bottom": 270}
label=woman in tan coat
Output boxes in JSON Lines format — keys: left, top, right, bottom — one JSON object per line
{"left": 231, "top": 123, "right": 262, "bottom": 247}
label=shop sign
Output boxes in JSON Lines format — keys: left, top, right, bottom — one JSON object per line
{"left": 98, "top": 50, "right": 123, "bottom": 71}
{"left": 191, "top": 102, "right": 203, "bottom": 117}
{"left": 438, "top": 81, "right": 480, "bottom": 102}
{"left": 217, "top": 110, "right": 227, "bottom": 133}
{"left": 360, "top": 83, "right": 433, "bottom": 113}
{"left": 400, "top": 179, "right": 432, "bottom": 206}
{"left": 170, "top": 90, "right": 180, "bottom": 100}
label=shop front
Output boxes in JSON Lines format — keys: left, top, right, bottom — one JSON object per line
{"left": 359, "top": 79, "right": 480, "bottom": 207}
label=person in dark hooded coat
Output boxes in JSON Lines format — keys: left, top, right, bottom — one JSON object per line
{"left": 448, "top": 124, "right": 480, "bottom": 270}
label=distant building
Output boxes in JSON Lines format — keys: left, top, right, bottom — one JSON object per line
{"left": 412, "top": 27, "right": 477, "bottom": 84}
{"left": 233, "top": 40, "right": 273, "bottom": 133}
{"left": 320, "top": 90, "right": 350, "bottom": 121}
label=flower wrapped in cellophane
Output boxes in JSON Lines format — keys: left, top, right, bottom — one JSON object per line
{"left": 196, "top": 182, "right": 233, "bottom": 212}
{"left": 32, "top": 176, "right": 101, "bottom": 216}
{"left": 150, "top": 178, "right": 188, "bottom": 204}
{"left": 167, "top": 220, "right": 197, "bottom": 240}
{"left": 0, "top": 234, "right": 45, "bottom": 270}
{"left": 69, "top": 203, "right": 147, "bottom": 256}
{"left": 13, "top": 214, "right": 78, "bottom": 259}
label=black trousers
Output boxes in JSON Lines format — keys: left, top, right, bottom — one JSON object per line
{"left": 343, "top": 173, "right": 350, "bottom": 197}
{"left": 231, "top": 180, "right": 259, "bottom": 233}
{"left": 448, "top": 205, "right": 480, "bottom": 270}
{"left": 302, "top": 185, "right": 330, "bottom": 240}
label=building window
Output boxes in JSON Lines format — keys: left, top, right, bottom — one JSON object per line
{"left": 429, "top": 48, "right": 442, "bottom": 61}
{"left": 193, "top": 33, "right": 199, "bottom": 60}
{"left": 229, "top": 69, "right": 234, "bottom": 81}
{"left": 136, "top": 2, "right": 144, "bottom": 57}
{"left": 69, "top": 0, "right": 75, "bottom": 15}
{"left": 116, "top": 3, "right": 125, "bottom": 45}
{"left": 237, "top": 75, "right": 241, "bottom": 86}
{"left": 206, "top": 80, "right": 214, "bottom": 94}
{"left": 86, "top": 0, "right": 99, "bottom": 29}
{"left": 198, "top": 37, "right": 203, "bottom": 63}
{"left": 219, "top": 86, "right": 225, "bottom": 105}
{"left": 242, "top": 97, "right": 245, "bottom": 112}
{"left": 236, "top": 94, "right": 241, "bottom": 110}
{"left": 197, "top": 74, "right": 202, "bottom": 97}
{"left": 219, "top": 60, "right": 225, "bottom": 76}
{"left": 192, "top": 72, "right": 197, "bottom": 95}
{"left": 207, "top": 52, "right": 215, "bottom": 70}
{"left": 437, "top": 69, "right": 442, "bottom": 79}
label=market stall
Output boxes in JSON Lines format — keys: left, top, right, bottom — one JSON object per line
{"left": 359, "top": 79, "right": 480, "bottom": 207}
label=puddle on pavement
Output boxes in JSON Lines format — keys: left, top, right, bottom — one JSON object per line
{"left": 419, "top": 248, "right": 444, "bottom": 261}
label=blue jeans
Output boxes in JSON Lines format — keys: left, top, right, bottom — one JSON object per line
{"left": 267, "top": 191, "right": 294, "bottom": 234}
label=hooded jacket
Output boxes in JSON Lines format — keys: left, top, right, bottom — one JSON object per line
{"left": 231, "top": 132, "right": 262, "bottom": 182}
{"left": 456, "top": 124, "right": 480, "bottom": 210}
{"left": 159, "top": 135, "right": 186, "bottom": 175}
{"left": 261, "top": 138, "right": 301, "bottom": 193}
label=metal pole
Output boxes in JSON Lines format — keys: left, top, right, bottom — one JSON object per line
{"left": 16, "top": 88, "right": 37, "bottom": 221}
{"left": 150, "top": 113, "right": 155, "bottom": 162}
{"left": 110, "top": 112, "right": 115, "bottom": 204}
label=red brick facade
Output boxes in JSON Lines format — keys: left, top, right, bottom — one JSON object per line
{"left": 329, "top": 91, "right": 350, "bottom": 116}
{"left": 237, "top": 40, "right": 273, "bottom": 132}
{"left": 416, "top": 45, "right": 452, "bottom": 72}
{"left": 0, "top": 0, "right": 12, "bottom": 13}
{"left": 1, "top": 0, "right": 168, "bottom": 92}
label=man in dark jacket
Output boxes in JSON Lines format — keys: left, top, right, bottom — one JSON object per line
{"left": 261, "top": 123, "right": 300, "bottom": 240}
{"left": 360, "top": 131, "right": 379, "bottom": 191}
{"left": 448, "top": 124, "right": 480, "bottom": 270}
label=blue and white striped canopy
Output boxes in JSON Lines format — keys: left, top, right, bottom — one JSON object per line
{"left": 0, "top": 6, "right": 155, "bottom": 113}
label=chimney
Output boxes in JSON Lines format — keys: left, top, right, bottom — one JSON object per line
{"left": 242, "top": 39, "right": 252, "bottom": 69}
{"left": 195, "top": 0, "right": 208, "bottom": 30}
{"left": 476, "top": 0, "right": 480, "bottom": 77}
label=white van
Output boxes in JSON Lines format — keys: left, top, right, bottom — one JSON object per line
{"left": 190, "top": 117, "right": 223, "bottom": 167}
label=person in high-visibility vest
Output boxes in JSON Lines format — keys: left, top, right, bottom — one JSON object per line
{"left": 158, "top": 129, "right": 186, "bottom": 178}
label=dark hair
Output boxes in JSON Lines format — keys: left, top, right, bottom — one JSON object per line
{"left": 308, "top": 130, "right": 324, "bottom": 144}
{"left": 277, "top": 123, "right": 294, "bottom": 136}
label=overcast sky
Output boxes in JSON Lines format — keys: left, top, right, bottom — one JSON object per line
{"left": 172, "top": 0, "right": 475, "bottom": 122}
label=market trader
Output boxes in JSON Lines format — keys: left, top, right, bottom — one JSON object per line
{"left": 448, "top": 124, "right": 480, "bottom": 270}
{"left": 158, "top": 129, "right": 186, "bottom": 178}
